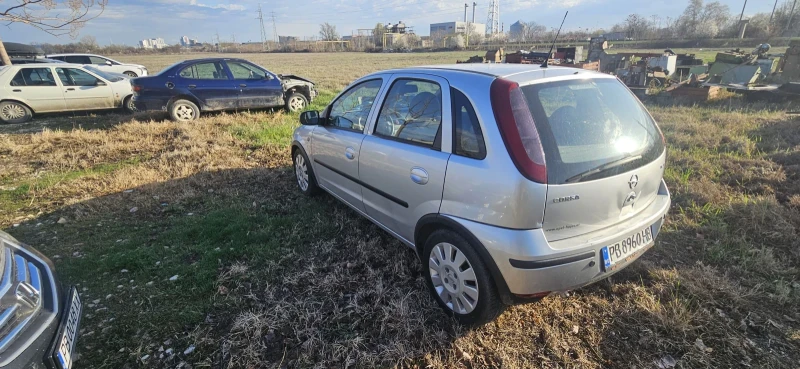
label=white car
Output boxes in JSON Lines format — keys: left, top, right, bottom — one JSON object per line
{"left": 46, "top": 53, "right": 148, "bottom": 77}
{"left": 0, "top": 63, "right": 136, "bottom": 124}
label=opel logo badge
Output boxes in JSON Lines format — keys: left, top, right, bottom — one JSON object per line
{"left": 628, "top": 174, "right": 639, "bottom": 189}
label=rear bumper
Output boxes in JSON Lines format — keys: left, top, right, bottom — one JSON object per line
{"left": 446, "top": 179, "right": 671, "bottom": 296}
{"left": 133, "top": 96, "right": 168, "bottom": 112}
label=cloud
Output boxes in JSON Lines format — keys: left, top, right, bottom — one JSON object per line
{"left": 188, "top": 0, "right": 246, "bottom": 11}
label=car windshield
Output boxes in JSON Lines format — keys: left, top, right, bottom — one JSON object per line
{"left": 84, "top": 66, "right": 124, "bottom": 82}
{"left": 520, "top": 78, "right": 664, "bottom": 184}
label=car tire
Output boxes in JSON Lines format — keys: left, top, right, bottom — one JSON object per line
{"left": 293, "top": 148, "right": 320, "bottom": 196}
{"left": 0, "top": 101, "right": 33, "bottom": 124}
{"left": 124, "top": 71, "right": 138, "bottom": 78}
{"left": 123, "top": 95, "right": 137, "bottom": 113}
{"left": 285, "top": 93, "right": 308, "bottom": 112}
{"left": 423, "top": 229, "right": 506, "bottom": 325}
{"left": 169, "top": 99, "right": 200, "bottom": 122}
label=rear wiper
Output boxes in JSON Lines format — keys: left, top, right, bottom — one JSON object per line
{"left": 565, "top": 154, "right": 642, "bottom": 183}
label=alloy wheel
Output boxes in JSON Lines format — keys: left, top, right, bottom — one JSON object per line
{"left": 295, "top": 153, "right": 309, "bottom": 191}
{"left": 1, "top": 103, "right": 25, "bottom": 121}
{"left": 176, "top": 105, "right": 194, "bottom": 120}
{"left": 289, "top": 96, "right": 306, "bottom": 111}
{"left": 429, "top": 242, "right": 479, "bottom": 314}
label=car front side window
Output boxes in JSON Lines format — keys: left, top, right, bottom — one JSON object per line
{"left": 227, "top": 61, "right": 268, "bottom": 80}
{"left": 56, "top": 68, "right": 101, "bottom": 87}
{"left": 89, "top": 56, "right": 109, "bottom": 65}
{"left": 178, "top": 62, "right": 228, "bottom": 80}
{"left": 374, "top": 79, "right": 443, "bottom": 148}
{"left": 326, "top": 79, "right": 383, "bottom": 132}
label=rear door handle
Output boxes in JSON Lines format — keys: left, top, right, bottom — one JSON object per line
{"left": 410, "top": 167, "right": 429, "bottom": 185}
{"left": 344, "top": 147, "right": 356, "bottom": 160}
{"left": 66, "top": 88, "right": 75, "bottom": 91}
{"left": 12, "top": 89, "right": 21, "bottom": 92}
{"left": 239, "top": 84, "right": 247, "bottom": 88}
{"left": 188, "top": 84, "right": 196, "bottom": 89}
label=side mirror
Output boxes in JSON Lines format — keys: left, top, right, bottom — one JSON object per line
{"left": 265, "top": 73, "right": 274, "bottom": 80}
{"left": 96, "top": 80, "right": 107, "bottom": 86}
{"left": 300, "top": 111, "right": 320, "bottom": 125}
{"left": 105, "top": 60, "right": 113, "bottom": 66}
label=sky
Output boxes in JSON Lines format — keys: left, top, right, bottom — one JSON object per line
{"left": 5, "top": 0, "right": 782, "bottom": 46}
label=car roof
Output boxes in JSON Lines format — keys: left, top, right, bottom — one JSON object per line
{"left": 47, "top": 53, "right": 99, "bottom": 56}
{"left": 5, "top": 63, "right": 73, "bottom": 67}
{"left": 369, "top": 64, "right": 607, "bottom": 84}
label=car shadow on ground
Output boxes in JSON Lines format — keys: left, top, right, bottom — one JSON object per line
{"left": 0, "top": 111, "right": 168, "bottom": 134}
{"left": 4, "top": 165, "right": 799, "bottom": 368}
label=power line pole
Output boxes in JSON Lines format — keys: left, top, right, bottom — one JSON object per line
{"left": 487, "top": 0, "right": 499, "bottom": 35}
{"left": 257, "top": 4, "right": 268, "bottom": 51}
{"left": 215, "top": 31, "right": 221, "bottom": 53}
{"left": 464, "top": 3, "right": 468, "bottom": 22}
{"left": 271, "top": 11, "right": 279, "bottom": 44}
{"left": 737, "top": 0, "right": 748, "bottom": 39}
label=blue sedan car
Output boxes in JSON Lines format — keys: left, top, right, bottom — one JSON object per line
{"left": 132, "top": 58, "right": 317, "bottom": 121}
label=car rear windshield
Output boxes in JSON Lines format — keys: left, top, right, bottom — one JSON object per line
{"left": 520, "top": 78, "right": 664, "bottom": 184}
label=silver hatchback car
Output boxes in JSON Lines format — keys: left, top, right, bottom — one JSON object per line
{"left": 291, "top": 64, "right": 670, "bottom": 325}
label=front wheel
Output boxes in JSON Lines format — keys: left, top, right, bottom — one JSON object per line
{"left": 0, "top": 101, "right": 33, "bottom": 124}
{"left": 285, "top": 93, "right": 308, "bottom": 112}
{"left": 423, "top": 229, "right": 506, "bottom": 325}
{"left": 169, "top": 99, "right": 200, "bottom": 122}
{"left": 293, "top": 149, "right": 320, "bottom": 196}
{"left": 124, "top": 71, "right": 138, "bottom": 78}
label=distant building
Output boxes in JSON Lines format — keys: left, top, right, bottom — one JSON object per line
{"left": 139, "top": 37, "right": 167, "bottom": 49}
{"left": 189, "top": 38, "right": 199, "bottom": 46}
{"left": 430, "top": 21, "right": 486, "bottom": 40}
{"left": 509, "top": 21, "right": 526, "bottom": 41}
{"left": 384, "top": 21, "right": 409, "bottom": 34}
{"left": 180, "top": 36, "right": 190, "bottom": 46}
{"left": 279, "top": 36, "right": 299, "bottom": 45}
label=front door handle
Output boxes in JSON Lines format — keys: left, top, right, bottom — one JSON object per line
{"left": 410, "top": 167, "right": 429, "bottom": 185}
{"left": 188, "top": 84, "right": 196, "bottom": 89}
{"left": 344, "top": 147, "right": 356, "bottom": 160}
{"left": 12, "top": 89, "right": 21, "bottom": 92}
{"left": 66, "top": 88, "right": 75, "bottom": 91}
{"left": 239, "top": 84, "right": 247, "bottom": 88}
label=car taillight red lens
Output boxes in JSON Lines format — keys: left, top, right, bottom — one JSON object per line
{"left": 132, "top": 85, "right": 142, "bottom": 92}
{"left": 490, "top": 78, "right": 547, "bottom": 183}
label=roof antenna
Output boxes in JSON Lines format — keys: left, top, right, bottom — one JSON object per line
{"left": 541, "top": 11, "right": 569, "bottom": 69}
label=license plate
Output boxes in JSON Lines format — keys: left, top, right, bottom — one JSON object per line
{"left": 601, "top": 225, "right": 654, "bottom": 271}
{"left": 55, "top": 288, "right": 82, "bottom": 369}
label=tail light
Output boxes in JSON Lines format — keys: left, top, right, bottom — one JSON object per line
{"left": 490, "top": 78, "right": 547, "bottom": 183}
{"left": 132, "top": 85, "right": 143, "bottom": 93}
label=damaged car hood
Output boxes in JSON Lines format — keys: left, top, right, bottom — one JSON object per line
{"left": 279, "top": 74, "right": 315, "bottom": 85}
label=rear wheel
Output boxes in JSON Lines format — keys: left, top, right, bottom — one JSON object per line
{"left": 123, "top": 95, "right": 137, "bottom": 113}
{"left": 423, "top": 229, "right": 505, "bottom": 325}
{"left": 169, "top": 99, "right": 200, "bottom": 122}
{"left": 285, "top": 93, "right": 308, "bottom": 112}
{"left": 0, "top": 101, "right": 32, "bottom": 124}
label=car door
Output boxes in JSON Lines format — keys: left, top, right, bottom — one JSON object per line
{"left": 311, "top": 78, "right": 386, "bottom": 213}
{"left": 7, "top": 67, "right": 66, "bottom": 112}
{"left": 359, "top": 75, "right": 452, "bottom": 242}
{"left": 175, "top": 61, "right": 238, "bottom": 111}
{"left": 55, "top": 67, "right": 114, "bottom": 110}
{"left": 224, "top": 60, "right": 283, "bottom": 108}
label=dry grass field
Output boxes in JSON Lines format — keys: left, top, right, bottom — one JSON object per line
{"left": 1, "top": 52, "right": 799, "bottom": 368}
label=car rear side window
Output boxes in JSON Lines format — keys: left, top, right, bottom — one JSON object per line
{"left": 64, "top": 55, "right": 91, "bottom": 64}
{"left": 521, "top": 78, "right": 664, "bottom": 184}
{"left": 375, "top": 79, "right": 443, "bottom": 148}
{"left": 10, "top": 68, "right": 57, "bottom": 87}
{"left": 451, "top": 88, "right": 486, "bottom": 159}
{"left": 179, "top": 62, "right": 228, "bottom": 80}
